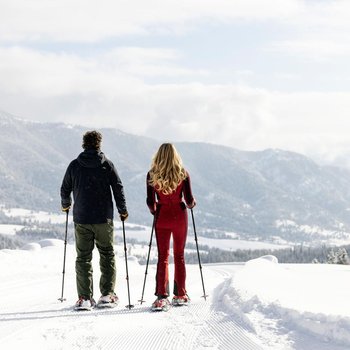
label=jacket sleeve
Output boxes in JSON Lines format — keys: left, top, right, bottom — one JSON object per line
{"left": 146, "top": 172, "right": 156, "bottom": 214}
{"left": 109, "top": 161, "right": 128, "bottom": 214}
{"left": 60, "top": 163, "right": 73, "bottom": 208}
{"left": 183, "top": 171, "right": 195, "bottom": 208}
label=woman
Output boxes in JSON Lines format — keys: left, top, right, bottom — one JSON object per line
{"left": 146, "top": 143, "right": 196, "bottom": 311}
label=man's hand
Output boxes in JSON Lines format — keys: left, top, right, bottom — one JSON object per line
{"left": 61, "top": 206, "right": 71, "bottom": 212}
{"left": 120, "top": 212, "right": 129, "bottom": 221}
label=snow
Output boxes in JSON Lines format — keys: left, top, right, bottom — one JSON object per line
{"left": 275, "top": 219, "right": 350, "bottom": 239}
{"left": 275, "top": 219, "right": 350, "bottom": 245}
{"left": 1, "top": 241, "right": 350, "bottom": 349}
{"left": 0, "top": 206, "right": 291, "bottom": 251}
{"left": 226, "top": 256, "right": 350, "bottom": 349}
{"left": 118, "top": 223, "right": 289, "bottom": 251}
{"left": 2, "top": 207, "right": 66, "bottom": 224}
{"left": 198, "top": 236, "right": 290, "bottom": 251}
{"left": 0, "top": 241, "right": 261, "bottom": 349}
{"left": 0, "top": 224, "right": 24, "bottom": 235}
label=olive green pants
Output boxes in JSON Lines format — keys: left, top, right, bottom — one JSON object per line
{"left": 74, "top": 221, "right": 116, "bottom": 299}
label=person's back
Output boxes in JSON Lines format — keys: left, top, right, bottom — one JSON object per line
{"left": 146, "top": 143, "right": 195, "bottom": 311}
{"left": 60, "top": 130, "right": 128, "bottom": 310}
{"left": 62, "top": 148, "right": 125, "bottom": 224}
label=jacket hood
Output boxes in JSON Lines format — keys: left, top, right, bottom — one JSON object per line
{"left": 77, "top": 149, "right": 106, "bottom": 168}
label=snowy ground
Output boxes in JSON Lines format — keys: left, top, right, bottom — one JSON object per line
{"left": 114, "top": 223, "right": 291, "bottom": 251}
{"left": 0, "top": 207, "right": 290, "bottom": 251}
{"left": 1, "top": 240, "right": 350, "bottom": 349}
{"left": 1, "top": 207, "right": 66, "bottom": 224}
{"left": 0, "top": 224, "right": 24, "bottom": 235}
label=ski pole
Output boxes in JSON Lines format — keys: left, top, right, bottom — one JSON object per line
{"left": 139, "top": 215, "right": 156, "bottom": 304}
{"left": 122, "top": 221, "right": 134, "bottom": 309}
{"left": 58, "top": 210, "right": 69, "bottom": 302}
{"left": 190, "top": 208, "right": 208, "bottom": 301}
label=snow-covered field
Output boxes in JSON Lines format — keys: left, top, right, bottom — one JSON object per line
{"left": 1, "top": 239, "right": 350, "bottom": 349}
{"left": 1, "top": 207, "right": 66, "bottom": 224}
{"left": 0, "top": 224, "right": 24, "bottom": 235}
{"left": 275, "top": 219, "right": 350, "bottom": 246}
{"left": 0, "top": 207, "right": 290, "bottom": 251}
{"left": 117, "top": 224, "right": 289, "bottom": 251}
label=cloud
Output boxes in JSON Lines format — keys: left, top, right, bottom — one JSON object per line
{"left": 267, "top": 1, "right": 350, "bottom": 60}
{"left": 1, "top": 1, "right": 349, "bottom": 62}
{"left": 263, "top": 91, "right": 350, "bottom": 160}
{"left": 104, "top": 47, "right": 209, "bottom": 78}
{"left": 0, "top": 1, "right": 349, "bottom": 163}
{"left": 293, "top": 0, "right": 350, "bottom": 30}
{"left": 0, "top": 46, "right": 207, "bottom": 96}
{"left": 268, "top": 39, "right": 350, "bottom": 61}
{"left": 0, "top": 0, "right": 300, "bottom": 42}
{"left": 1, "top": 45, "right": 349, "bottom": 162}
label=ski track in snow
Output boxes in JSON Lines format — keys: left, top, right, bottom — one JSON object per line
{"left": 0, "top": 247, "right": 263, "bottom": 350}
{"left": 0, "top": 296, "right": 263, "bottom": 350}
{"left": 4, "top": 244, "right": 348, "bottom": 349}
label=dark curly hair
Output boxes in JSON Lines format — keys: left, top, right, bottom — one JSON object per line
{"left": 82, "top": 130, "right": 102, "bottom": 150}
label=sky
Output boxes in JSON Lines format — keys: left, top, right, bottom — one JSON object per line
{"left": 0, "top": 0, "right": 349, "bottom": 164}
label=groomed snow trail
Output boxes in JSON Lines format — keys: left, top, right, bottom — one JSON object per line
{"left": 0, "top": 244, "right": 264, "bottom": 350}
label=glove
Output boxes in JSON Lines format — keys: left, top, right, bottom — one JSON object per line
{"left": 187, "top": 199, "right": 196, "bottom": 209}
{"left": 150, "top": 203, "right": 157, "bottom": 215}
{"left": 61, "top": 206, "right": 71, "bottom": 212}
{"left": 120, "top": 212, "right": 129, "bottom": 221}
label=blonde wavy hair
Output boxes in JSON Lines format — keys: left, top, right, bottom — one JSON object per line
{"left": 149, "top": 143, "right": 187, "bottom": 195}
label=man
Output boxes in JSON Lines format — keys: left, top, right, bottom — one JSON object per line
{"left": 61, "top": 130, "right": 128, "bottom": 310}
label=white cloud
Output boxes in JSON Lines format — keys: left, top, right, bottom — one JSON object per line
{"left": 269, "top": 39, "right": 350, "bottom": 59}
{"left": 1, "top": 1, "right": 349, "bottom": 62}
{"left": 268, "top": 0, "right": 350, "bottom": 60}
{"left": 292, "top": 0, "right": 350, "bottom": 30}
{"left": 104, "top": 47, "right": 209, "bottom": 77}
{"left": 262, "top": 91, "right": 350, "bottom": 159}
{"left": 0, "top": 45, "right": 349, "bottom": 162}
{"left": 0, "top": 1, "right": 349, "bottom": 163}
{"left": 0, "top": 46, "right": 208, "bottom": 97}
{"left": 0, "top": 0, "right": 300, "bottom": 42}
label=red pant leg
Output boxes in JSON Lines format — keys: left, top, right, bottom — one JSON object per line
{"left": 172, "top": 210, "right": 188, "bottom": 296}
{"left": 155, "top": 205, "right": 188, "bottom": 297}
{"left": 155, "top": 227, "right": 171, "bottom": 296}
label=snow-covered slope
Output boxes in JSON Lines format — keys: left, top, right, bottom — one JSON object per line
{"left": 222, "top": 256, "right": 350, "bottom": 349}
{"left": 1, "top": 242, "right": 350, "bottom": 349}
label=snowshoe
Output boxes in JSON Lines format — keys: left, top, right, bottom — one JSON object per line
{"left": 74, "top": 297, "right": 96, "bottom": 311}
{"left": 151, "top": 297, "right": 171, "bottom": 312}
{"left": 96, "top": 294, "right": 119, "bottom": 308}
{"left": 172, "top": 295, "right": 190, "bottom": 307}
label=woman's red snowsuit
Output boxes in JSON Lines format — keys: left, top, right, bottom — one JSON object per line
{"left": 146, "top": 171, "right": 195, "bottom": 297}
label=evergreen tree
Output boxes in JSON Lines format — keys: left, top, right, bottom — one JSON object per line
{"left": 327, "top": 249, "right": 337, "bottom": 264}
{"left": 336, "top": 248, "right": 349, "bottom": 265}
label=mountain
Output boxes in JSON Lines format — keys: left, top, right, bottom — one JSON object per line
{"left": 1, "top": 109, "right": 350, "bottom": 244}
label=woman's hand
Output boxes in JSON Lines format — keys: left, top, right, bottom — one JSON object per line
{"left": 187, "top": 199, "right": 196, "bottom": 209}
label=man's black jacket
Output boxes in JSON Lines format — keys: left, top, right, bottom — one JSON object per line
{"left": 60, "top": 149, "right": 127, "bottom": 224}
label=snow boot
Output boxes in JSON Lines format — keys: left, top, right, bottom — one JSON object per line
{"left": 172, "top": 295, "right": 190, "bottom": 307}
{"left": 74, "top": 296, "right": 96, "bottom": 311}
{"left": 97, "top": 294, "right": 119, "bottom": 308}
{"left": 151, "top": 297, "right": 171, "bottom": 312}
